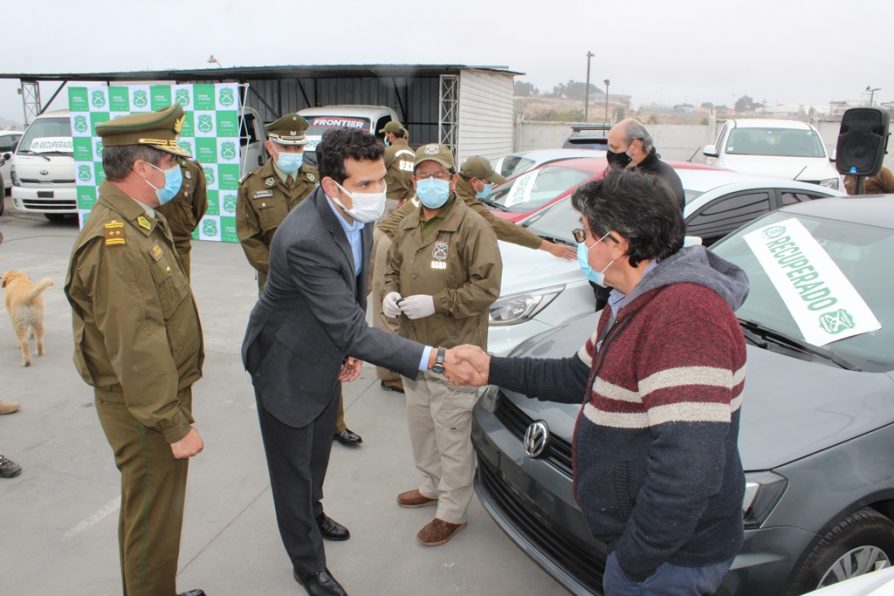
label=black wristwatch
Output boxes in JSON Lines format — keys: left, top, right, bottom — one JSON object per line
{"left": 431, "top": 347, "right": 447, "bottom": 374}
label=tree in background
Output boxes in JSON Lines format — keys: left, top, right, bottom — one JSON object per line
{"left": 549, "top": 80, "right": 603, "bottom": 100}
{"left": 514, "top": 81, "right": 540, "bottom": 97}
{"left": 735, "top": 95, "right": 762, "bottom": 113}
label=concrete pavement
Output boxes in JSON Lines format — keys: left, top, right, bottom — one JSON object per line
{"left": 0, "top": 203, "right": 565, "bottom": 595}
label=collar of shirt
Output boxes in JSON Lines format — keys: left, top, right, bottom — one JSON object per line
{"left": 607, "top": 259, "right": 659, "bottom": 319}
{"left": 129, "top": 196, "right": 155, "bottom": 218}
{"left": 325, "top": 193, "right": 364, "bottom": 275}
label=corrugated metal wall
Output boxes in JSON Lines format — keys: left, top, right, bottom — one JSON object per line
{"left": 456, "top": 70, "right": 515, "bottom": 163}
{"left": 243, "top": 76, "right": 443, "bottom": 146}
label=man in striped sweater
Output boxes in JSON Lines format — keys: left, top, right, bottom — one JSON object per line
{"left": 450, "top": 169, "right": 749, "bottom": 595}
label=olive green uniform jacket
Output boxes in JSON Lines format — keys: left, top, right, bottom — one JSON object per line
{"left": 379, "top": 177, "right": 542, "bottom": 250}
{"left": 384, "top": 195, "right": 502, "bottom": 350}
{"left": 236, "top": 159, "right": 319, "bottom": 288}
{"left": 383, "top": 138, "right": 416, "bottom": 203}
{"left": 64, "top": 181, "right": 204, "bottom": 443}
{"left": 156, "top": 158, "right": 208, "bottom": 278}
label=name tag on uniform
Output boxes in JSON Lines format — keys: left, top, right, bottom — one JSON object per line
{"left": 431, "top": 261, "right": 447, "bottom": 269}
{"left": 253, "top": 190, "right": 274, "bottom": 198}
{"left": 431, "top": 241, "right": 448, "bottom": 269}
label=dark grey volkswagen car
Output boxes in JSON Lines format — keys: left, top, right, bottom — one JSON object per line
{"left": 472, "top": 196, "right": 894, "bottom": 594}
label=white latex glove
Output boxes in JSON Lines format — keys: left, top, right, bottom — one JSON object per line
{"left": 400, "top": 294, "right": 436, "bottom": 320}
{"left": 383, "top": 291, "right": 403, "bottom": 318}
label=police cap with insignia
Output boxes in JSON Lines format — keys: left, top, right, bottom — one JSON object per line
{"left": 96, "top": 103, "right": 190, "bottom": 157}
{"left": 459, "top": 155, "right": 506, "bottom": 184}
{"left": 266, "top": 113, "right": 309, "bottom": 146}
{"left": 378, "top": 121, "right": 406, "bottom": 135}
{"left": 414, "top": 143, "right": 455, "bottom": 171}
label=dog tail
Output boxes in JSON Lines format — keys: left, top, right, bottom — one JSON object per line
{"left": 24, "top": 278, "right": 54, "bottom": 305}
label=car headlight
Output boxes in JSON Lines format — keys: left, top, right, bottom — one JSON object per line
{"left": 488, "top": 285, "right": 564, "bottom": 326}
{"left": 10, "top": 164, "right": 19, "bottom": 186}
{"left": 742, "top": 471, "right": 787, "bottom": 529}
{"left": 818, "top": 177, "right": 840, "bottom": 190}
{"left": 477, "top": 385, "right": 500, "bottom": 413}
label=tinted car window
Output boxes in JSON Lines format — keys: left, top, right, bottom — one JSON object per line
{"left": 725, "top": 127, "right": 826, "bottom": 158}
{"left": 522, "top": 197, "right": 576, "bottom": 244}
{"left": 686, "top": 191, "right": 771, "bottom": 245}
{"left": 17, "top": 118, "right": 72, "bottom": 154}
{"left": 500, "top": 155, "right": 536, "bottom": 178}
{"left": 0, "top": 134, "right": 20, "bottom": 152}
{"left": 779, "top": 191, "right": 825, "bottom": 206}
{"left": 490, "top": 165, "right": 592, "bottom": 213}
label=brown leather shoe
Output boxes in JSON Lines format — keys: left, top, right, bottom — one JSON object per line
{"left": 397, "top": 489, "right": 438, "bottom": 509}
{"left": 380, "top": 379, "right": 404, "bottom": 394}
{"left": 417, "top": 518, "right": 466, "bottom": 546}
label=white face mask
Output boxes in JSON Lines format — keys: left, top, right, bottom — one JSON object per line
{"left": 332, "top": 181, "right": 387, "bottom": 223}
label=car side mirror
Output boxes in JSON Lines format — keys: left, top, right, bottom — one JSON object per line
{"left": 703, "top": 144, "right": 719, "bottom": 158}
{"left": 829, "top": 149, "right": 836, "bottom": 163}
{"left": 1, "top": 152, "right": 9, "bottom": 160}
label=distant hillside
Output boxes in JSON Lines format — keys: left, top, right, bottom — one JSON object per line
{"left": 0, "top": 115, "right": 24, "bottom": 131}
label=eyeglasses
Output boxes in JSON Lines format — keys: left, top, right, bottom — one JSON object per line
{"left": 415, "top": 171, "right": 452, "bottom": 181}
{"left": 572, "top": 227, "right": 588, "bottom": 243}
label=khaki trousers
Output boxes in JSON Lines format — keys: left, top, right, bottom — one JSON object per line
{"left": 95, "top": 388, "right": 192, "bottom": 596}
{"left": 371, "top": 228, "right": 402, "bottom": 383}
{"left": 403, "top": 371, "right": 479, "bottom": 524}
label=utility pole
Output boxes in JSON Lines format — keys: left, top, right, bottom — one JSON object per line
{"left": 584, "top": 51, "right": 594, "bottom": 122}
{"left": 866, "top": 86, "right": 881, "bottom": 106}
{"left": 603, "top": 79, "right": 610, "bottom": 126}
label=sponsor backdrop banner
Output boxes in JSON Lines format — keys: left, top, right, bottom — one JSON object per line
{"left": 68, "top": 83, "right": 242, "bottom": 243}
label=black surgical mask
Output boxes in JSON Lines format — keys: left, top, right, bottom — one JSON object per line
{"left": 606, "top": 149, "right": 632, "bottom": 169}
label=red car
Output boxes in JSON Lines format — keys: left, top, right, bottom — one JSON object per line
{"left": 483, "top": 157, "right": 716, "bottom": 222}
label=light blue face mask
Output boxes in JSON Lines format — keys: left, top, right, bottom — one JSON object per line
{"left": 275, "top": 150, "right": 304, "bottom": 175}
{"left": 577, "top": 232, "right": 614, "bottom": 287}
{"left": 146, "top": 162, "right": 183, "bottom": 205}
{"left": 476, "top": 183, "right": 495, "bottom": 200}
{"left": 416, "top": 178, "right": 451, "bottom": 209}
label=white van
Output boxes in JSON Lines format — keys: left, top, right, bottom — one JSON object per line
{"left": 298, "top": 105, "right": 399, "bottom": 165}
{"left": 11, "top": 107, "right": 267, "bottom": 221}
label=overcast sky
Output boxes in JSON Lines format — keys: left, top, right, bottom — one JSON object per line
{"left": 1, "top": 0, "right": 891, "bottom": 126}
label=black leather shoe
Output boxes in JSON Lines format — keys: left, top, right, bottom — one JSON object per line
{"left": 317, "top": 513, "right": 350, "bottom": 541}
{"left": 333, "top": 429, "right": 362, "bottom": 446}
{"left": 178, "top": 590, "right": 206, "bottom": 596}
{"left": 294, "top": 569, "right": 347, "bottom": 596}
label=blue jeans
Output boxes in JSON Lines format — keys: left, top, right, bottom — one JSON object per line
{"left": 603, "top": 551, "right": 734, "bottom": 595}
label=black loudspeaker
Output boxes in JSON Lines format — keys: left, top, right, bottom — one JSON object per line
{"left": 836, "top": 108, "right": 890, "bottom": 176}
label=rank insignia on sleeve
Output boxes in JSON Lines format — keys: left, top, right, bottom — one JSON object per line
{"left": 149, "top": 243, "right": 163, "bottom": 261}
{"left": 137, "top": 216, "right": 152, "bottom": 231}
{"left": 103, "top": 221, "right": 125, "bottom": 246}
{"left": 265, "top": 177, "right": 275, "bottom": 187}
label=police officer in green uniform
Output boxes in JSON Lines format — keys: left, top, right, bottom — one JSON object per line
{"left": 157, "top": 157, "right": 208, "bottom": 280}
{"left": 64, "top": 104, "right": 206, "bottom": 596}
{"left": 379, "top": 120, "right": 415, "bottom": 211}
{"left": 236, "top": 112, "right": 319, "bottom": 294}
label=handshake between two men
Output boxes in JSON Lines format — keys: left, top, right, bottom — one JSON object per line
{"left": 437, "top": 345, "right": 492, "bottom": 387}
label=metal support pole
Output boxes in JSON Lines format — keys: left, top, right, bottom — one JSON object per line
{"left": 603, "top": 79, "right": 610, "bottom": 126}
{"left": 584, "top": 51, "right": 594, "bottom": 122}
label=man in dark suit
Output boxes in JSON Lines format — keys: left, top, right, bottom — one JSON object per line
{"left": 242, "top": 128, "right": 453, "bottom": 596}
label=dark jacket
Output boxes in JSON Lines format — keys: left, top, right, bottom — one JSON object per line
{"left": 637, "top": 148, "right": 685, "bottom": 211}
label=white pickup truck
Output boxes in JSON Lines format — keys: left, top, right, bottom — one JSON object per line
{"left": 10, "top": 106, "right": 267, "bottom": 221}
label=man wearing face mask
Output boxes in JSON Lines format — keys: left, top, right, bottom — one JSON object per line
{"left": 157, "top": 157, "right": 207, "bottom": 280}
{"left": 242, "top": 129, "right": 470, "bottom": 595}
{"left": 237, "top": 112, "right": 319, "bottom": 293}
{"left": 64, "top": 104, "right": 206, "bottom": 596}
{"left": 606, "top": 118, "right": 685, "bottom": 211}
{"left": 383, "top": 144, "right": 501, "bottom": 546}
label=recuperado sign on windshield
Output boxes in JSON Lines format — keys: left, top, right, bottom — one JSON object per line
{"left": 744, "top": 217, "right": 881, "bottom": 346}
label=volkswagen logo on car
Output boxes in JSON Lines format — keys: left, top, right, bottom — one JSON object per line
{"left": 524, "top": 421, "right": 549, "bottom": 458}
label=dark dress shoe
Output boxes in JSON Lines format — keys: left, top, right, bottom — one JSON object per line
{"left": 333, "top": 429, "right": 362, "bottom": 446}
{"left": 317, "top": 513, "right": 350, "bottom": 541}
{"left": 294, "top": 569, "right": 347, "bottom": 596}
{"left": 178, "top": 590, "right": 206, "bottom": 596}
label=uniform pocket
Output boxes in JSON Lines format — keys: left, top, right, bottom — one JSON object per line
{"left": 148, "top": 259, "right": 189, "bottom": 320}
{"left": 252, "top": 197, "right": 288, "bottom": 232}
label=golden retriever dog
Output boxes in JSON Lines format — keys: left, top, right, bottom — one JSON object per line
{"left": 2, "top": 271, "right": 54, "bottom": 367}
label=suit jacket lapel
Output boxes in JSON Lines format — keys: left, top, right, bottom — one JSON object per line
{"left": 314, "top": 188, "right": 356, "bottom": 286}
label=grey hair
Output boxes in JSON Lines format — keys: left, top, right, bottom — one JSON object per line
{"left": 623, "top": 119, "right": 654, "bottom": 154}
{"left": 102, "top": 145, "right": 167, "bottom": 182}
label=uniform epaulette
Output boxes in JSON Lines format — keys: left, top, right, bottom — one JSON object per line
{"left": 103, "top": 220, "right": 126, "bottom": 246}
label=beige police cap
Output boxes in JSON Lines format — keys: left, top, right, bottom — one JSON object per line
{"left": 460, "top": 155, "right": 506, "bottom": 184}
{"left": 414, "top": 143, "right": 455, "bottom": 170}
{"left": 266, "top": 113, "right": 309, "bottom": 145}
{"left": 96, "top": 103, "right": 190, "bottom": 157}
{"left": 379, "top": 121, "right": 406, "bottom": 134}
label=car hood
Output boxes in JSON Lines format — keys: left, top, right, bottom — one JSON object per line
{"left": 501, "top": 314, "right": 894, "bottom": 471}
{"left": 717, "top": 154, "right": 836, "bottom": 182}
{"left": 497, "top": 240, "right": 582, "bottom": 296}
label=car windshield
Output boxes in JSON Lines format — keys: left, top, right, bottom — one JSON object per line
{"left": 725, "top": 127, "right": 826, "bottom": 158}
{"left": 712, "top": 211, "right": 894, "bottom": 371}
{"left": 17, "top": 118, "right": 72, "bottom": 154}
{"left": 490, "top": 165, "right": 593, "bottom": 213}
{"left": 499, "top": 155, "right": 536, "bottom": 178}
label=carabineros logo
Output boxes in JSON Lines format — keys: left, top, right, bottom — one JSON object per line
{"left": 177, "top": 141, "right": 192, "bottom": 155}
{"left": 197, "top": 114, "right": 214, "bottom": 133}
{"left": 203, "top": 220, "right": 218, "bottom": 236}
{"left": 819, "top": 309, "right": 856, "bottom": 335}
{"left": 73, "top": 115, "right": 89, "bottom": 133}
{"left": 204, "top": 168, "right": 216, "bottom": 185}
{"left": 220, "top": 141, "right": 237, "bottom": 161}
{"left": 175, "top": 89, "right": 191, "bottom": 106}
{"left": 95, "top": 141, "right": 104, "bottom": 159}
{"left": 133, "top": 90, "right": 148, "bottom": 108}
{"left": 78, "top": 165, "right": 92, "bottom": 181}
{"left": 219, "top": 88, "right": 235, "bottom": 106}
{"left": 91, "top": 91, "right": 106, "bottom": 108}
{"left": 223, "top": 194, "right": 237, "bottom": 213}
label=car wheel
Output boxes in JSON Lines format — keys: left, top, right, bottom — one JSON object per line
{"left": 44, "top": 213, "right": 67, "bottom": 222}
{"left": 787, "top": 508, "right": 894, "bottom": 594}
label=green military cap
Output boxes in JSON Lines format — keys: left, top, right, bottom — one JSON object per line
{"left": 460, "top": 155, "right": 506, "bottom": 184}
{"left": 379, "top": 121, "right": 406, "bottom": 134}
{"left": 96, "top": 103, "right": 190, "bottom": 157}
{"left": 266, "top": 113, "right": 309, "bottom": 145}
{"left": 414, "top": 143, "right": 455, "bottom": 171}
